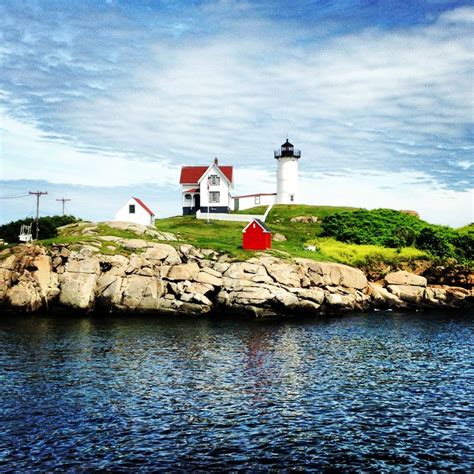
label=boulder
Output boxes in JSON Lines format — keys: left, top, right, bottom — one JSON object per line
{"left": 224, "top": 262, "right": 267, "bottom": 279}
{"left": 142, "top": 244, "right": 181, "bottom": 265}
{"left": 7, "top": 280, "right": 43, "bottom": 311}
{"left": 167, "top": 262, "right": 200, "bottom": 281}
{"left": 384, "top": 271, "right": 427, "bottom": 287}
{"left": 65, "top": 255, "right": 100, "bottom": 275}
{"left": 273, "top": 233, "right": 287, "bottom": 242}
{"left": 228, "top": 286, "right": 274, "bottom": 305}
{"left": 60, "top": 273, "right": 98, "bottom": 310}
{"left": 258, "top": 258, "right": 301, "bottom": 287}
{"left": 187, "top": 282, "right": 214, "bottom": 296}
{"left": 121, "top": 275, "right": 164, "bottom": 310}
{"left": 296, "top": 259, "right": 367, "bottom": 290}
{"left": 387, "top": 284, "right": 425, "bottom": 303}
{"left": 121, "top": 239, "right": 149, "bottom": 250}
{"left": 0, "top": 268, "right": 13, "bottom": 300}
{"left": 102, "top": 221, "right": 177, "bottom": 241}
{"left": 96, "top": 274, "right": 123, "bottom": 304}
{"left": 1, "top": 255, "right": 17, "bottom": 271}
{"left": 195, "top": 271, "right": 222, "bottom": 287}
{"left": 290, "top": 216, "right": 318, "bottom": 223}
{"left": 368, "top": 282, "right": 407, "bottom": 308}
{"left": 291, "top": 287, "right": 325, "bottom": 304}
{"left": 32, "top": 254, "right": 53, "bottom": 297}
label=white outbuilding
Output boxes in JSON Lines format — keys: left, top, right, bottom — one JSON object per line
{"left": 114, "top": 197, "right": 156, "bottom": 226}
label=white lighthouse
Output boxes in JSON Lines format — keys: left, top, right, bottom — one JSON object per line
{"left": 275, "top": 139, "right": 301, "bottom": 204}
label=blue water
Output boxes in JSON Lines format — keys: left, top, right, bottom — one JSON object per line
{"left": 1, "top": 311, "right": 473, "bottom": 471}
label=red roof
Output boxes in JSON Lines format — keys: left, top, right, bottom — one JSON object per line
{"left": 183, "top": 188, "right": 199, "bottom": 193}
{"left": 179, "top": 166, "right": 233, "bottom": 184}
{"left": 132, "top": 197, "right": 155, "bottom": 216}
{"left": 242, "top": 218, "right": 271, "bottom": 234}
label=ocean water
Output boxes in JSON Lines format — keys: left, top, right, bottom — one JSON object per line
{"left": 0, "top": 310, "right": 473, "bottom": 471}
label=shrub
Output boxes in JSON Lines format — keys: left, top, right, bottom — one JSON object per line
{"left": 0, "top": 215, "right": 79, "bottom": 243}
{"left": 322, "top": 209, "right": 425, "bottom": 247}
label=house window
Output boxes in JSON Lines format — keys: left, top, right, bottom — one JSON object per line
{"left": 184, "top": 194, "right": 192, "bottom": 201}
{"left": 209, "top": 175, "right": 220, "bottom": 186}
{"left": 129, "top": 204, "right": 135, "bottom": 213}
{"left": 209, "top": 191, "right": 220, "bottom": 203}
{"left": 290, "top": 194, "right": 294, "bottom": 202}
{"left": 255, "top": 196, "right": 261, "bottom": 204}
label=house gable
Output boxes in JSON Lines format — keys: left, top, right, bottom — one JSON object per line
{"left": 198, "top": 163, "right": 233, "bottom": 188}
{"left": 242, "top": 219, "right": 271, "bottom": 234}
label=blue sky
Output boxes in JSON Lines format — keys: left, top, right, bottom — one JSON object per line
{"left": 1, "top": 0, "right": 473, "bottom": 226}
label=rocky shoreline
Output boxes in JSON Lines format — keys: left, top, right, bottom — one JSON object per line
{"left": 1, "top": 236, "right": 472, "bottom": 317}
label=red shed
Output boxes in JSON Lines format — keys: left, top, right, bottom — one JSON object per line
{"left": 242, "top": 219, "right": 272, "bottom": 250}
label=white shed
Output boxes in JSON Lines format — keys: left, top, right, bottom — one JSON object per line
{"left": 114, "top": 197, "right": 156, "bottom": 226}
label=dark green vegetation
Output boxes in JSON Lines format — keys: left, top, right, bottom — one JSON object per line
{"left": 322, "top": 209, "right": 473, "bottom": 262}
{"left": 0, "top": 216, "right": 78, "bottom": 243}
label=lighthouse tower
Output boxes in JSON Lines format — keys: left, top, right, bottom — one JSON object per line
{"left": 275, "top": 139, "right": 301, "bottom": 204}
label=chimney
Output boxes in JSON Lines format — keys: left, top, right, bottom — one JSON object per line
{"left": 214, "top": 157, "right": 218, "bottom": 165}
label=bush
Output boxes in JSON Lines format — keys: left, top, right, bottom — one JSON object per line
{"left": 415, "top": 227, "right": 456, "bottom": 258}
{"left": 0, "top": 215, "right": 79, "bottom": 243}
{"left": 322, "top": 209, "right": 425, "bottom": 247}
{"left": 322, "top": 209, "right": 472, "bottom": 263}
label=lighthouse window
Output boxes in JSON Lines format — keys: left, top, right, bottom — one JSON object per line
{"left": 209, "top": 191, "right": 220, "bottom": 203}
{"left": 290, "top": 194, "right": 294, "bottom": 202}
{"left": 129, "top": 204, "right": 135, "bottom": 214}
{"left": 255, "top": 196, "right": 261, "bottom": 204}
{"left": 209, "top": 175, "right": 220, "bottom": 186}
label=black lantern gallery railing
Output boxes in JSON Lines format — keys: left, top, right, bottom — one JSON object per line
{"left": 274, "top": 148, "right": 301, "bottom": 159}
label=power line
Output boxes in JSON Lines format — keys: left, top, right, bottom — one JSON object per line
{"left": 56, "top": 197, "right": 71, "bottom": 215}
{"left": 0, "top": 194, "right": 30, "bottom": 199}
{"left": 29, "top": 191, "right": 48, "bottom": 240}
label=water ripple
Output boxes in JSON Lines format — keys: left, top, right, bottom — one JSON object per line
{"left": 1, "top": 311, "right": 473, "bottom": 471}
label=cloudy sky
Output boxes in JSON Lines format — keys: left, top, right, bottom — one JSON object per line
{"left": 1, "top": 0, "right": 473, "bottom": 226}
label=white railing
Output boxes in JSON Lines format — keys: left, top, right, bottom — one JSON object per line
{"left": 196, "top": 204, "right": 273, "bottom": 223}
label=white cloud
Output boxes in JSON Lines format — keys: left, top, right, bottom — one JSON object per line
{"left": 1, "top": 3, "right": 473, "bottom": 225}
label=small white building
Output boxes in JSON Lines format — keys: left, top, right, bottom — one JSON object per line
{"left": 179, "top": 158, "right": 234, "bottom": 215}
{"left": 232, "top": 193, "right": 276, "bottom": 211}
{"left": 114, "top": 197, "right": 156, "bottom": 226}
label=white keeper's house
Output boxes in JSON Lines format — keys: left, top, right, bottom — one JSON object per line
{"left": 179, "top": 158, "right": 234, "bottom": 215}
{"left": 114, "top": 197, "right": 156, "bottom": 226}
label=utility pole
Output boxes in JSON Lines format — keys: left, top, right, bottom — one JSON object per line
{"left": 29, "top": 191, "right": 48, "bottom": 240}
{"left": 56, "top": 197, "right": 71, "bottom": 216}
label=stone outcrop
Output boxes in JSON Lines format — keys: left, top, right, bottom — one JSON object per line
{"left": 0, "top": 241, "right": 472, "bottom": 317}
{"left": 290, "top": 216, "right": 319, "bottom": 223}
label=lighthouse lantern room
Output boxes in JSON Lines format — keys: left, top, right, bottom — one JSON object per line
{"left": 274, "top": 139, "right": 301, "bottom": 204}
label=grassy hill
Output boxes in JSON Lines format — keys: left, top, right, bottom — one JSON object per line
{"left": 15, "top": 204, "right": 470, "bottom": 272}
{"left": 155, "top": 205, "right": 430, "bottom": 267}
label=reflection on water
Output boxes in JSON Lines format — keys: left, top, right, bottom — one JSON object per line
{"left": 1, "top": 311, "right": 473, "bottom": 470}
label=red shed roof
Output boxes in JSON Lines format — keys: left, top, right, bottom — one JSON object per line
{"left": 132, "top": 197, "right": 155, "bottom": 216}
{"left": 179, "top": 166, "right": 233, "bottom": 184}
{"left": 242, "top": 219, "right": 271, "bottom": 233}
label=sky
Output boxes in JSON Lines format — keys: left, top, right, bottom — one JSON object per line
{"left": 0, "top": 0, "right": 473, "bottom": 226}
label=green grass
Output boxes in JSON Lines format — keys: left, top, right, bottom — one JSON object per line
{"left": 305, "top": 237, "right": 428, "bottom": 267}
{"left": 153, "top": 205, "right": 430, "bottom": 267}
{"left": 31, "top": 205, "right": 437, "bottom": 268}
{"left": 155, "top": 215, "right": 250, "bottom": 259}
